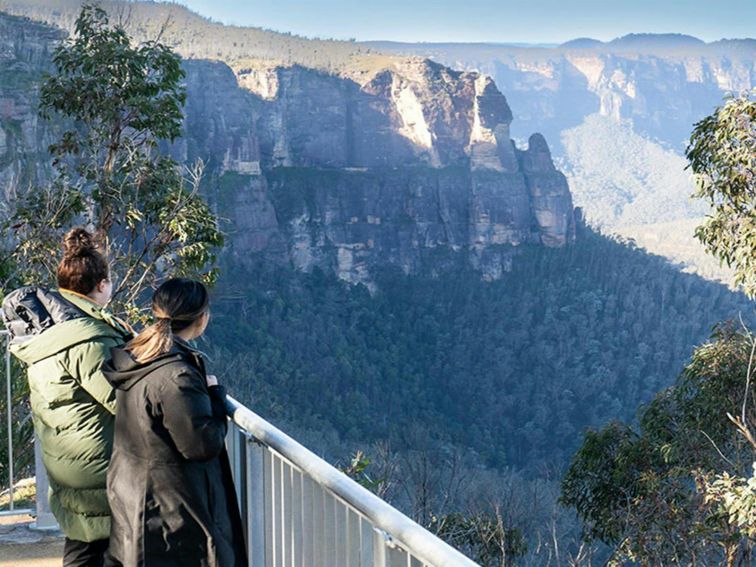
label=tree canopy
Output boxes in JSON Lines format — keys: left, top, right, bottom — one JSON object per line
{"left": 7, "top": 4, "right": 222, "bottom": 318}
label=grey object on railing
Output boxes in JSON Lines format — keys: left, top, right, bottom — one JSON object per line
{"left": 225, "top": 395, "right": 480, "bottom": 567}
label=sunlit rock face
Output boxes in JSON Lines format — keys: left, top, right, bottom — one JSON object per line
{"left": 0, "top": 11, "right": 576, "bottom": 286}
{"left": 364, "top": 37, "right": 756, "bottom": 151}
{"left": 177, "top": 58, "right": 575, "bottom": 285}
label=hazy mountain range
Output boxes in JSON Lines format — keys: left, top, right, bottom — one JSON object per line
{"left": 362, "top": 34, "right": 756, "bottom": 282}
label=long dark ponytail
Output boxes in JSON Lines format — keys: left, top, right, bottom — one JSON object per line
{"left": 126, "top": 278, "right": 209, "bottom": 363}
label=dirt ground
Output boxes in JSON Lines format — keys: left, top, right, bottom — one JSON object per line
{"left": 0, "top": 514, "right": 63, "bottom": 567}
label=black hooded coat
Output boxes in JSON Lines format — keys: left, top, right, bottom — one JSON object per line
{"left": 102, "top": 339, "right": 246, "bottom": 567}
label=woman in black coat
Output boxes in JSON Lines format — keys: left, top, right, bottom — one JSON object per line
{"left": 102, "top": 278, "right": 246, "bottom": 567}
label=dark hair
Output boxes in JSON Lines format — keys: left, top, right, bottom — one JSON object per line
{"left": 56, "top": 227, "right": 109, "bottom": 295}
{"left": 126, "top": 278, "right": 210, "bottom": 363}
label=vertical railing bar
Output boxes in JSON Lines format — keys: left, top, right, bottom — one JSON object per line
{"left": 337, "top": 501, "right": 348, "bottom": 567}
{"left": 282, "top": 461, "right": 292, "bottom": 567}
{"left": 248, "top": 439, "right": 266, "bottom": 567}
{"left": 264, "top": 449, "right": 274, "bottom": 567}
{"left": 313, "top": 483, "right": 324, "bottom": 567}
{"left": 373, "top": 528, "right": 387, "bottom": 567}
{"left": 323, "top": 491, "right": 335, "bottom": 565}
{"left": 274, "top": 455, "right": 283, "bottom": 567}
{"left": 333, "top": 497, "right": 341, "bottom": 567}
{"left": 291, "top": 468, "right": 303, "bottom": 567}
{"left": 301, "top": 475, "right": 314, "bottom": 567}
{"left": 4, "top": 332, "right": 14, "bottom": 512}
{"left": 347, "top": 509, "right": 360, "bottom": 567}
{"left": 360, "top": 517, "right": 373, "bottom": 567}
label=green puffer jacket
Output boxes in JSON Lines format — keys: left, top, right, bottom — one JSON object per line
{"left": 5, "top": 288, "right": 131, "bottom": 542}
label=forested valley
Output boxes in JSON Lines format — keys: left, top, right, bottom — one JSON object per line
{"left": 206, "top": 221, "right": 754, "bottom": 563}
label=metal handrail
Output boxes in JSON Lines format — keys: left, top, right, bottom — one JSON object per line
{"left": 225, "top": 395, "right": 479, "bottom": 567}
{"left": 1, "top": 326, "right": 34, "bottom": 516}
{"left": 1, "top": 324, "right": 53, "bottom": 526}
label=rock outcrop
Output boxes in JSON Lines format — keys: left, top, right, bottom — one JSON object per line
{"left": 0, "top": 9, "right": 576, "bottom": 286}
{"left": 365, "top": 37, "right": 756, "bottom": 151}
{"left": 0, "top": 13, "right": 61, "bottom": 202}
{"left": 179, "top": 59, "right": 574, "bottom": 284}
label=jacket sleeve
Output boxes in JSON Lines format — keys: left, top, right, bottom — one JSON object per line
{"left": 159, "top": 369, "right": 228, "bottom": 462}
{"left": 63, "top": 339, "right": 117, "bottom": 415}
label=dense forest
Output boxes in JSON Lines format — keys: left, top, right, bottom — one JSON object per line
{"left": 196, "top": 221, "right": 753, "bottom": 563}
{"left": 207, "top": 221, "right": 753, "bottom": 473}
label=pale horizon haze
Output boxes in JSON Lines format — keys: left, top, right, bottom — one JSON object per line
{"left": 173, "top": 0, "right": 756, "bottom": 44}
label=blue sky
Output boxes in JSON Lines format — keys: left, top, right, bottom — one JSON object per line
{"left": 174, "top": 0, "right": 756, "bottom": 44}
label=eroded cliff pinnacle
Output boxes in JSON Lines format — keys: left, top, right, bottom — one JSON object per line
{"left": 0, "top": 10, "right": 576, "bottom": 285}
{"left": 180, "top": 58, "right": 575, "bottom": 284}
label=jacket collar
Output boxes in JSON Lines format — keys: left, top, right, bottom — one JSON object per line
{"left": 173, "top": 337, "right": 207, "bottom": 373}
{"left": 59, "top": 289, "right": 133, "bottom": 337}
{"left": 58, "top": 288, "right": 103, "bottom": 314}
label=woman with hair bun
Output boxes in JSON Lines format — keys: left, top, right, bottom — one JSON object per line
{"left": 102, "top": 278, "right": 246, "bottom": 567}
{"left": 1, "top": 227, "right": 133, "bottom": 567}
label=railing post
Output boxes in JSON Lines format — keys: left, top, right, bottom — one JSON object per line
{"left": 30, "top": 435, "right": 57, "bottom": 530}
{"left": 247, "top": 439, "right": 266, "bottom": 567}
{"left": 4, "top": 329, "right": 14, "bottom": 512}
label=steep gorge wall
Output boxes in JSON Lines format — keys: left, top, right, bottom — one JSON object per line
{"left": 0, "top": 13, "right": 61, "bottom": 202}
{"left": 0, "top": 10, "right": 575, "bottom": 285}
{"left": 365, "top": 40, "right": 756, "bottom": 151}
{"left": 180, "top": 58, "right": 574, "bottom": 284}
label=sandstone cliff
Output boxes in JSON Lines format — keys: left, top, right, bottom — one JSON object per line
{"left": 363, "top": 35, "right": 755, "bottom": 283}
{"left": 365, "top": 36, "right": 756, "bottom": 150}
{"left": 180, "top": 58, "right": 574, "bottom": 284}
{"left": 0, "top": 7, "right": 576, "bottom": 285}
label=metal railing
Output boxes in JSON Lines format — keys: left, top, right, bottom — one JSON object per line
{"left": 3, "top": 318, "right": 480, "bottom": 562}
{"left": 225, "top": 396, "right": 480, "bottom": 567}
{"left": 1, "top": 325, "right": 57, "bottom": 528}
{"left": 0, "top": 327, "right": 33, "bottom": 516}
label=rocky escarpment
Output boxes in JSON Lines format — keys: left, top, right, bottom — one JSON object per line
{"left": 0, "top": 9, "right": 575, "bottom": 286}
{"left": 366, "top": 37, "right": 756, "bottom": 151}
{"left": 362, "top": 36, "right": 754, "bottom": 284}
{"left": 180, "top": 59, "right": 574, "bottom": 284}
{"left": 0, "top": 13, "right": 61, "bottom": 202}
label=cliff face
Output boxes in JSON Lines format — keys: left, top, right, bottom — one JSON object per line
{"left": 365, "top": 39, "right": 756, "bottom": 151}
{"left": 180, "top": 59, "right": 574, "bottom": 284}
{"left": 363, "top": 37, "right": 754, "bottom": 283}
{"left": 0, "top": 13, "right": 61, "bottom": 202}
{"left": 498, "top": 49, "right": 756, "bottom": 149}
{"left": 0, "top": 10, "right": 575, "bottom": 285}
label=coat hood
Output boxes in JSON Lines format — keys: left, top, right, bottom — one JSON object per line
{"left": 2, "top": 286, "right": 130, "bottom": 365}
{"left": 103, "top": 339, "right": 202, "bottom": 392}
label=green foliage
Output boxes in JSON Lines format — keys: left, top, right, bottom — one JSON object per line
{"left": 703, "top": 464, "right": 756, "bottom": 540}
{"left": 208, "top": 226, "right": 751, "bottom": 474}
{"left": 560, "top": 422, "right": 654, "bottom": 544}
{"left": 561, "top": 326, "right": 756, "bottom": 565}
{"left": 338, "top": 450, "right": 387, "bottom": 495}
{"left": 6, "top": 4, "right": 222, "bottom": 317}
{"left": 687, "top": 91, "right": 756, "bottom": 297}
